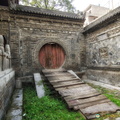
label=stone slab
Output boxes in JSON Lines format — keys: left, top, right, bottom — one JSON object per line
{"left": 84, "top": 79, "right": 120, "bottom": 91}
{"left": 34, "top": 73, "right": 45, "bottom": 98}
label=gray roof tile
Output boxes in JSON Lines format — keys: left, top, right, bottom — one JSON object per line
{"left": 10, "top": 5, "right": 84, "bottom": 20}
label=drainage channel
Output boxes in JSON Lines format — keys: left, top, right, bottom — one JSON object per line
{"left": 5, "top": 89, "right": 23, "bottom": 120}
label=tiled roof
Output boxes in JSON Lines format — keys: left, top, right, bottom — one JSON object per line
{"left": 84, "top": 6, "right": 120, "bottom": 32}
{"left": 10, "top": 5, "right": 84, "bottom": 20}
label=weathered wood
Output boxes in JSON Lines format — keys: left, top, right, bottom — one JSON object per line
{"left": 47, "top": 75, "right": 76, "bottom": 80}
{"left": 81, "top": 102, "right": 120, "bottom": 116}
{"left": 49, "top": 78, "right": 80, "bottom": 83}
{"left": 59, "top": 85, "right": 96, "bottom": 97}
{"left": 50, "top": 79, "right": 81, "bottom": 85}
{"left": 55, "top": 84, "right": 87, "bottom": 91}
{"left": 45, "top": 73, "right": 73, "bottom": 77}
{"left": 67, "top": 95, "right": 107, "bottom": 108}
{"left": 42, "top": 68, "right": 66, "bottom": 74}
{"left": 45, "top": 72, "right": 72, "bottom": 77}
{"left": 64, "top": 91, "right": 100, "bottom": 101}
{"left": 74, "top": 99, "right": 111, "bottom": 110}
{"left": 42, "top": 69, "right": 120, "bottom": 119}
{"left": 53, "top": 81, "right": 84, "bottom": 88}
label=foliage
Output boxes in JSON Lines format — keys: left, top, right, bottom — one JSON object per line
{"left": 23, "top": 83, "right": 84, "bottom": 120}
{"left": 19, "top": 0, "right": 77, "bottom": 13}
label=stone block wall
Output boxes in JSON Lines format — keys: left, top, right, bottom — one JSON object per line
{"left": 85, "top": 17, "right": 120, "bottom": 86}
{"left": 9, "top": 14, "right": 85, "bottom": 77}
{"left": 0, "top": 70, "right": 15, "bottom": 120}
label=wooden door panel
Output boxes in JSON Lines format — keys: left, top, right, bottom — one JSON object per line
{"left": 39, "top": 43, "right": 65, "bottom": 69}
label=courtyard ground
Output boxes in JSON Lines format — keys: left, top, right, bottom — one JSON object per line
{"left": 23, "top": 81, "right": 120, "bottom": 120}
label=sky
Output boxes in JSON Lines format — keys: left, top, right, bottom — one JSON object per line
{"left": 72, "top": 0, "right": 120, "bottom": 11}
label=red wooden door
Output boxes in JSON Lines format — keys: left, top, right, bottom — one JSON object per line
{"left": 39, "top": 43, "right": 65, "bottom": 69}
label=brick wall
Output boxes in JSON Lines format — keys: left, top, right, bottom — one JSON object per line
{"left": 9, "top": 14, "right": 85, "bottom": 77}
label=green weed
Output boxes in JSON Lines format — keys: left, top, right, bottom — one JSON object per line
{"left": 23, "top": 83, "right": 84, "bottom": 120}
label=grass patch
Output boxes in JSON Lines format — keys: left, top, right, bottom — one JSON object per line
{"left": 23, "top": 80, "right": 120, "bottom": 120}
{"left": 23, "top": 82, "right": 84, "bottom": 120}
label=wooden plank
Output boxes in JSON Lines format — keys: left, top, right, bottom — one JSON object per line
{"left": 59, "top": 88, "right": 97, "bottom": 97}
{"left": 81, "top": 102, "right": 120, "bottom": 116}
{"left": 47, "top": 76, "right": 77, "bottom": 80}
{"left": 74, "top": 99, "right": 111, "bottom": 110}
{"left": 43, "top": 71, "right": 68, "bottom": 75}
{"left": 50, "top": 79, "right": 81, "bottom": 85}
{"left": 55, "top": 84, "right": 87, "bottom": 91}
{"left": 58, "top": 85, "right": 96, "bottom": 97}
{"left": 42, "top": 69, "right": 120, "bottom": 119}
{"left": 53, "top": 81, "right": 84, "bottom": 88}
{"left": 42, "top": 68, "right": 66, "bottom": 73}
{"left": 49, "top": 78, "right": 80, "bottom": 82}
{"left": 45, "top": 73, "right": 73, "bottom": 77}
{"left": 67, "top": 95, "right": 107, "bottom": 108}
{"left": 45, "top": 75, "right": 75, "bottom": 79}
{"left": 64, "top": 91, "right": 100, "bottom": 101}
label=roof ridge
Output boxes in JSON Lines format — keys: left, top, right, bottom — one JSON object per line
{"left": 10, "top": 4, "right": 84, "bottom": 20}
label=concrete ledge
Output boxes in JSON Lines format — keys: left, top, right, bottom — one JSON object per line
{"left": 86, "top": 69, "right": 120, "bottom": 87}
{"left": 16, "top": 76, "right": 34, "bottom": 88}
{"left": 34, "top": 73, "right": 45, "bottom": 98}
{"left": 84, "top": 79, "right": 120, "bottom": 91}
{"left": 0, "top": 69, "right": 13, "bottom": 78}
{"left": 0, "top": 70, "right": 15, "bottom": 92}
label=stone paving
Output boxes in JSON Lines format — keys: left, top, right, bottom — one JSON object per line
{"left": 5, "top": 89, "right": 23, "bottom": 120}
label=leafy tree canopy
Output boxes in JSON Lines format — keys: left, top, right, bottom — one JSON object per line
{"left": 19, "top": 0, "right": 78, "bottom": 13}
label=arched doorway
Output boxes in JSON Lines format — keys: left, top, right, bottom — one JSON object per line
{"left": 39, "top": 43, "right": 65, "bottom": 69}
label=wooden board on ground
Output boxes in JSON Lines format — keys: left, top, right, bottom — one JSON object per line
{"left": 74, "top": 99, "right": 111, "bottom": 110}
{"left": 42, "top": 68, "right": 66, "bottom": 74}
{"left": 53, "top": 81, "right": 84, "bottom": 88}
{"left": 46, "top": 76, "right": 76, "bottom": 80}
{"left": 55, "top": 84, "right": 86, "bottom": 91}
{"left": 49, "top": 78, "right": 80, "bottom": 83}
{"left": 64, "top": 91, "right": 100, "bottom": 101}
{"left": 58, "top": 85, "right": 96, "bottom": 97}
{"left": 42, "top": 69, "right": 120, "bottom": 119}
{"left": 81, "top": 102, "right": 120, "bottom": 118}
{"left": 66, "top": 95, "right": 108, "bottom": 108}
{"left": 45, "top": 72, "right": 72, "bottom": 77}
{"left": 50, "top": 79, "right": 81, "bottom": 85}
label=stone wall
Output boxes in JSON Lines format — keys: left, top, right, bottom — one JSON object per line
{"left": 84, "top": 17, "right": 120, "bottom": 86}
{"left": 0, "top": 69, "right": 15, "bottom": 120}
{"left": 9, "top": 14, "right": 85, "bottom": 77}
{"left": 0, "top": 35, "right": 15, "bottom": 120}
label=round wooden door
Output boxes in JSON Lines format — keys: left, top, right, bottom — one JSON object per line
{"left": 39, "top": 43, "right": 65, "bottom": 69}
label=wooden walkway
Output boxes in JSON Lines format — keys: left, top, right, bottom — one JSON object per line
{"left": 42, "top": 69, "right": 120, "bottom": 119}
